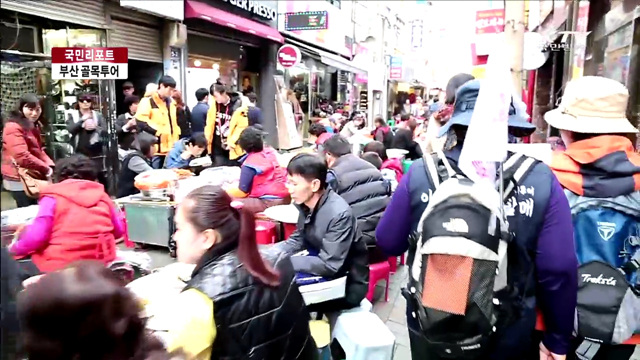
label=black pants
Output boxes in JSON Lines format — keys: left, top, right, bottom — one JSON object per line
{"left": 9, "top": 191, "right": 37, "bottom": 208}
{"left": 212, "top": 154, "right": 240, "bottom": 167}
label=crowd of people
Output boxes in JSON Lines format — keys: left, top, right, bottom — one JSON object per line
{"left": 1, "top": 71, "right": 639, "bottom": 360}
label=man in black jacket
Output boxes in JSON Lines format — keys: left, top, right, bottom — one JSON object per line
{"left": 324, "top": 135, "right": 391, "bottom": 264}
{"left": 272, "top": 153, "right": 369, "bottom": 313}
{"left": 115, "top": 95, "right": 158, "bottom": 152}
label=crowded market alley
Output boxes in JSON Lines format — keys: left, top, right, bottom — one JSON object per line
{"left": 1, "top": 0, "right": 639, "bottom": 360}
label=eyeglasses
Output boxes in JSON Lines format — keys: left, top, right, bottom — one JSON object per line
{"left": 79, "top": 98, "right": 92, "bottom": 103}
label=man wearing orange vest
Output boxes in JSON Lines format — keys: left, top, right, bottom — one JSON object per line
{"left": 135, "top": 75, "right": 180, "bottom": 169}
{"left": 204, "top": 81, "right": 249, "bottom": 166}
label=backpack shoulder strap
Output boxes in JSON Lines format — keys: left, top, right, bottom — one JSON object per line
{"left": 500, "top": 152, "right": 539, "bottom": 201}
{"left": 423, "top": 152, "right": 441, "bottom": 189}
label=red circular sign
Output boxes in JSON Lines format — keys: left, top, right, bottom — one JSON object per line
{"left": 277, "top": 45, "right": 301, "bottom": 68}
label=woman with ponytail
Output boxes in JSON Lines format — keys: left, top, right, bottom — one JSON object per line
{"left": 166, "top": 185, "right": 316, "bottom": 359}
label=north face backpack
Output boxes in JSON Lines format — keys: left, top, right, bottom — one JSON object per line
{"left": 406, "top": 151, "right": 538, "bottom": 359}
{"left": 568, "top": 192, "right": 640, "bottom": 360}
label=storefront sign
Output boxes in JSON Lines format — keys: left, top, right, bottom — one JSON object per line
{"left": 221, "top": 0, "right": 277, "bottom": 21}
{"left": 389, "top": 56, "right": 403, "bottom": 80}
{"left": 285, "top": 11, "right": 328, "bottom": 31}
{"left": 51, "top": 47, "right": 128, "bottom": 80}
{"left": 120, "top": 0, "right": 184, "bottom": 21}
{"left": 278, "top": 1, "right": 352, "bottom": 57}
{"left": 475, "top": 9, "right": 505, "bottom": 34}
{"left": 277, "top": 44, "right": 301, "bottom": 68}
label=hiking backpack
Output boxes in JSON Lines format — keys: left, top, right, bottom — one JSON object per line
{"left": 406, "top": 151, "right": 539, "bottom": 359}
{"left": 569, "top": 191, "right": 640, "bottom": 360}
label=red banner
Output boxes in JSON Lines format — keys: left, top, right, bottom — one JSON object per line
{"left": 475, "top": 9, "right": 505, "bottom": 35}
{"left": 51, "top": 47, "right": 128, "bottom": 63}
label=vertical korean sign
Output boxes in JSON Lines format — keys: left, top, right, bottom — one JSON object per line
{"left": 51, "top": 47, "right": 128, "bottom": 80}
{"left": 389, "top": 56, "right": 403, "bottom": 80}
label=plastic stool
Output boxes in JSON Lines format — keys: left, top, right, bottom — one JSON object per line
{"left": 255, "top": 220, "right": 277, "bottom": 245}
{"left": 331, "top": 311, "right": 396, "bottom": 360}
{"left": 388, "top": 256, "right": 398, "bottom": 273}
{"left": 366, "top": 261, "right": 391, "bottom": 302}
{"left": 283, "top": 223, "right": 297, "bottom": 240}
{"left": 400, "top": 253, "right": 405, "bottom": 265}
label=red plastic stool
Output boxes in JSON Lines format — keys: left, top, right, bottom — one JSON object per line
{"left": 400, "top": 253, "right": 405, "bottom": 265}
{"left": 255, "top": 220, "right": 277, "bottom": 245}
{"left": 366, "top": 261, "right": 391, "bottom": 302}
{"left": 389, "top": 257, "right": 398, "bottom": 273}
{"left": 283, "top": 223, "right": 297, "bottom": 240}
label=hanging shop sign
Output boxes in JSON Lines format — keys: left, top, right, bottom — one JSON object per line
{"left": 284, "top": 11, "right": 328, "bottom": 31}
{"left": 221, "top": 0, "right": 277, "bottom": 21}
{"left": 389, "top": 56, "right": 403, "bottom": 80}
{"left": 277, "top": 44, "right": 301, "bottom": 68}
{"left": 475, "top": 9, "right": 505, "bottom": 35}
{"left": 51, "top": 47, "right": 129, "bottom": 80}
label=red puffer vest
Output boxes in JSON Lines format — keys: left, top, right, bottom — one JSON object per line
{"left": 31, "top": 179, "right": 117, "bottom": 272}
{"left": 243, "top": 148, "right": 289, "bottom": 198}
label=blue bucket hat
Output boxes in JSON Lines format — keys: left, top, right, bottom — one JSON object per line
{"left": 438, "top": 80, "right": 536, "bottom": 137}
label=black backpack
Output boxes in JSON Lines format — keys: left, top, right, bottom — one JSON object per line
{"left": 405, "top": 151, "right": 538, "bottom": 358}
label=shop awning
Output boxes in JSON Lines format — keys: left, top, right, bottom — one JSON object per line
{"left": 185, "top": 0, "right": 284, "bottom": 43}
{"left": 317, "top": 50, "right": 367, "bottom": 75}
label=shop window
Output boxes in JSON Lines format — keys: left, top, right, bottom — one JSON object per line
{"left": 186, "top": 56, "right": 238, "bottom": 108}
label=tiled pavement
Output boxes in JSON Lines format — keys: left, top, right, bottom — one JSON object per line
{"left": 371, "top": 261, "right": 412, "bottom": 360}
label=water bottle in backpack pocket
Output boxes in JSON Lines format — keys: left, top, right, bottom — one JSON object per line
{"left": 569, "top": 192, "right": 640, "bottom": 360}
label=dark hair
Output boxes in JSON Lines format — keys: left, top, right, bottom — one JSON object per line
{"left": 195, "top": 88, "right": 209, "bottom": 102}
{"left": 124, "top": 95, "right": 140, "bottom": 112}
{"left": 323, "top": 135, "right": 351, "bottom": 157}
{"left": 138, "top": 138, "right": 154, "bottom": 158}
{"left": 361, "top": 152, "right": 383, "bottom": 170}
{"left": 374, "top": 116, "right": 385, "bottom": 127}
{"left": 171, "top": 89, "right": 185, "bottom": 111}
{"left": 445, "top": 73, "right": 475, "bottom": 105}
{"left": 122, "top": 81, "right": 134, "bottom": 90}
{"left": 54, "top": 155, "right": 98, "bottom": 183}
{"left": 5, "top": 93, "right": 42, "bottom": 130}
{"left": 237, "top": 126, "right": 264, "bottom": 153}
{"left": 400, "top": 114, "right": 411, "bottom": 122}
{"left": 363, "top": 140, "right": 387, "bottom": 161}
{"left": 18, "top": 261, "right": 172, "bottom": 360}
{"left": 187, "top": 132, "right": 208, "bottom": 148}
{"left": 211, "top": 83, "right": 227, "bottom": 96}
{"left": 184, "top": 186, "right": 280, "bottom": 286}
{"left": 246, "top": 92, "right": 257, "bottom": 104}
{"left": 308, "top": 123, "right": 327, "bottom": 136}
{"left": 287, "top": 153, "right": 327, "bottom": 190}
{"left": 406, "top": 118, "right": 418, "bottom": 133}
{"left": 158, "top": 75, "right": 176, "bottom": 89}
{"left": 117, "top": 131, "right": 135, "bottom": 149}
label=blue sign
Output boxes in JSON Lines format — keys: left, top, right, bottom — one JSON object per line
{"left": 390, "top": 57, "right": 403, "bottom": 67}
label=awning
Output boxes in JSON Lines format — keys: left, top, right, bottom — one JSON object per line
{"left": 185, "top": 0, "right": 284, "bottom": 43}
{"left": 317, "top": 50, "right": 367, "bottom": 75}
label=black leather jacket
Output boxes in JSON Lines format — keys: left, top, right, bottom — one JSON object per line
{"left": 270, "top": 189, "right": 369, "bottom": 309}
{"left": 187, "top": 241, "right": 317, "bottom": 360}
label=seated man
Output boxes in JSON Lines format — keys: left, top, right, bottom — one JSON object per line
{"left": 324, "top": 135, "right": 391, "bottom": 264}
{"left": 271, "top": 153, "right": 368, "bottom": 313}
{"left": 164, "top": 132, "right": 208, "bottom": 169}
{"left": 225, "top": 126, "right": 290, "bottom": 213}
